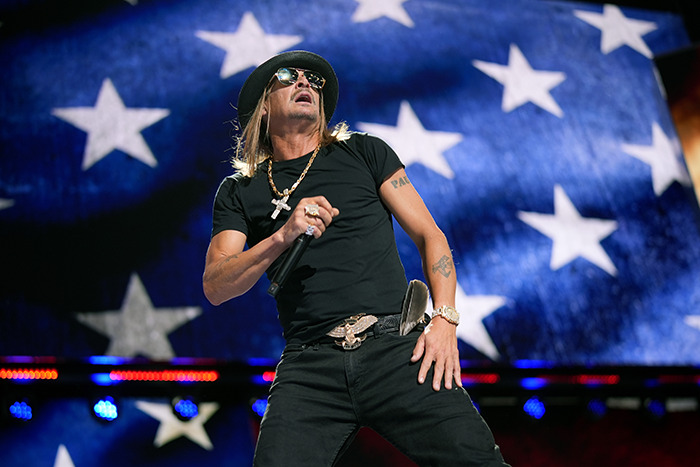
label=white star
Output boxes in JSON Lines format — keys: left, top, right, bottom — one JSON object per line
{"left": 621, "top": 122, "right": 690, "bottom": 196}
{"left": 196, "top": 12, "right": 303, "bottom": 79}
{"left": 352, "top": 0, "right": 414, "bottom": 28}
{"left": 473, "top": 44, "right": 566, "bottom": 117}
{"left": 52, "top": 78, "right": 169, "bottom": 170}
{"left": 685, "top": 315, "right": 700, "bottom": 331}
{"left": 76, "top": 273, "right": 202, "bottom": 359}
{"left": 0, "top": 199, "right": 15, "bottom": 210}
{"left": 136, "top": 400, "right": 220, "bottom": 450}
{"left": 357, "top": 101, "right": 461, "bottom": 178}
{"left": 518, "top": 184, "right": 619, "bottom": 276}
{"left": 454, "top": 285, "right": 507, "bottom": 360}
{"left": 574, "top": 4, "right": 657, "bottom": 58}
{"left": 53, "top": 445, "right": 75, "bottom": 467}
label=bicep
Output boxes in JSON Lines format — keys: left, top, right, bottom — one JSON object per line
{"left": 205, "top": 230, "right": 248, "bottom": 269}
{"left": 379, "top": 168, "right": 439, "bottom": 243}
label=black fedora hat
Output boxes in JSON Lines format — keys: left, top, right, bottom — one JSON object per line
{"left": 236, "top": 50, "right": 338, "bottom": 130}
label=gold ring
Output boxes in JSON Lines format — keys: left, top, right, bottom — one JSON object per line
{"left": 305, "top": 204, "right": 320, "bottom": 217}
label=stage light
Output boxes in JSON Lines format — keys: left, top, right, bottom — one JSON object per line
{"left": 93, "top": 396, "right": 118, "bottom": 421}
{"left": 172, "top": 397, "right": 199, "bottom": 421}
{"left": 108, "top": 369, "right": 218, "bottom": 382}
{"left": 523, "top": 396, "right": 545, "bottom": 420}
{"left": 644, "top": 398, "right": 665, "bottom": 420}
{"left": 251, "top": 398, "right": 268, "bottom": 417}
{"left": 0, "top": 367, "right": 58, "bottom": 380}
{"left": 471, "top": 399, "right": 481, "bottom": 413}
{"left": 9, "top": 400, "right": 32, "bottom": 421}
{"left": 251, "top": 371, "right": 276, "bottom": 386}
{"left": 586, "top": 398, "right": 607, "bottom": 419}
{"left": 520, "top": 377, "right": 547, "bottom": 390}
{"left": 461, "top": 373, "right": 499, "bottom": 386}
{"left": 666, "top": 397, "right": 698, "bottom": 413}
{"left": 606, "top": 397, "right": 641, "bottom": 410}
{"left": 513, "top": 360, "right": 553, "bottom": 369}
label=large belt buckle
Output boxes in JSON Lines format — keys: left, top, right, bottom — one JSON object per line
{"left": 326, "top": 314, "right": 378, "bottom": 350}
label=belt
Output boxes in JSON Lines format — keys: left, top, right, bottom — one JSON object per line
{"left": 325, "top": 313, "right": 402, "bottom": 350}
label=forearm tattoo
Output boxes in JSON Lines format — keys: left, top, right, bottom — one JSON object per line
{"left": 221, "top": 253, "right": 239, "bottom": 265}
{"left": 431, "top": 255, "right": 453, "bottom": 278}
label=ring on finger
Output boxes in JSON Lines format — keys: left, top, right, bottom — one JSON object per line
{"left": 305, "top": 224, "right": 315, "bottom": 236}
{"left": 304, "top": 204, "right": 320, "bottom": 217}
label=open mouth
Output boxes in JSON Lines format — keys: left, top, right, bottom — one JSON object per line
{"left": 294, "top": 92, "right": 313, "bottom": 104}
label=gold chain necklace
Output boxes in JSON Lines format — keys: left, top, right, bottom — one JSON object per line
{"left": 267, "top": 144, "right": 320, "bottom": 219}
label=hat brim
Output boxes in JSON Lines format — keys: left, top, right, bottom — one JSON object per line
{"left": 236, "top": 50, "right": 338, "bottom": 130}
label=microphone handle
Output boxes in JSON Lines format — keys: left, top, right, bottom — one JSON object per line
{"left": 267, "top": 233, "right": 313, "bottom": 297}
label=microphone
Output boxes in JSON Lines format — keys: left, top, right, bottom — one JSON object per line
{"left": 267, "top": 228, "right": 314, "bottom": 297}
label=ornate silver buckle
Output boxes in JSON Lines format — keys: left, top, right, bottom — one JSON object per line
{"left": 326, "top": 314, "right": 378, "bottom": 350}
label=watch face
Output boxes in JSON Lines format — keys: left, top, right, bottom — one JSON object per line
{"left": 436, "top": 306, "right": 459, "bottom": 324}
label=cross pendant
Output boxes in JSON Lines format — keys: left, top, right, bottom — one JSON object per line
{"left": 270, "top": 192, "right": 291, "bottom": 219}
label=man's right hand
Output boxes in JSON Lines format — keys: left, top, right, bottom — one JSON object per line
{"left": 279, "top": 195, "right": 339, "bottom": 243}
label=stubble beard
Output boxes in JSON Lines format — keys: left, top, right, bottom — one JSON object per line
{"left": 288, "top": 110, "right": 319, "bottom": 123}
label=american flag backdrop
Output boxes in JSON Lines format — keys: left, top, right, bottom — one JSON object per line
{"left": 0, "top": 0, "right": 699, "bottom": 464}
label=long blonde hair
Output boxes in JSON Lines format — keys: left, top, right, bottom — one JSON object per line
{"left": 231, "top": 85, "right": 349, "bottom": 177}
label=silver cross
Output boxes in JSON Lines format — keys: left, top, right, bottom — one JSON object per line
{"left": 270, "top": 191, "right": 291, "bottom": 219}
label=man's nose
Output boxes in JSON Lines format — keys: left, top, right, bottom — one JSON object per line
{"left": 295, "top": 72, "right": 311, "bottom": 88}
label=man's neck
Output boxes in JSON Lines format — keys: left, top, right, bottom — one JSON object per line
{"left": 270, "top": 131, "right": 320, "bottom": 162}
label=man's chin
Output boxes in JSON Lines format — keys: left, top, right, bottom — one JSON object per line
{"left": 289, "top": 112, "right": 319, "bottom": 123}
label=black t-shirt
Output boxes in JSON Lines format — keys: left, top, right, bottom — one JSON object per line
{"left": 211, "top": 133, "right": 409, "bottom": 344}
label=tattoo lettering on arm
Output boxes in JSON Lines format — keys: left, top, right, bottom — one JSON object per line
{"left": 221, "top": 254, "right": 239, "bottom": 265}
{"left": 391, "top": 176, "right": 411, "bottom": 189}
{"left": 431, "top": 255, "right": 453, "bottom": 278}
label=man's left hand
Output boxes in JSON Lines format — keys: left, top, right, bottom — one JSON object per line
{"left": 411, "top": 316, "right": 462, "bottom": 391}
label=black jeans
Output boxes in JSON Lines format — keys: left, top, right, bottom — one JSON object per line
{"left": 253, "top": 327, "right": 510, "bottom": 467}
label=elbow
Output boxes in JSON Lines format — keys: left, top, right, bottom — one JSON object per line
{"left": 203, "top": 275, "right": 246, "bottom": 306}
{"left": 414, "top": 226, "right": 447, "bottom": 250}
{"left": 206, "top": 295, "right": 224, "bottom": 307}
{"left": 202, "top": 277, "right": 225, "bottom": 306}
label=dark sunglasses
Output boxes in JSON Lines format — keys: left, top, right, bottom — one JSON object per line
{"left": 274, "top": 67, "right": 326, "bottom": 90}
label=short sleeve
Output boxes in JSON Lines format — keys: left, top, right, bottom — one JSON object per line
{"left": 344, "top": 133, "right": 404, "bottom": 187}
{"left": 211, "top": 175, "right": 248, "bottom": 238}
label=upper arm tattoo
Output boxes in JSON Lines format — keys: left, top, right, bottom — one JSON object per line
{"left": 390, "top": 175, "right": 411, "bottom": 189}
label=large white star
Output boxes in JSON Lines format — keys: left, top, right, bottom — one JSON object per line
{"left": 473, "top": 44, "right": 566, "bottom": 117}
{"left": 454, "top": 285, "right": 507, "bottom": 360}
{"left": 574, "top": 4, "right": 657, "bottom": 58}
{"left": 52, "top": 78, "right": 169, "bottom": 170}
{"left": 357, "top": 101, "right": 461, "bottom": 178}
{"left": 196, "top": 12, "right": 303, "bottom": 79}
{"left": 53, "top": 445, "right": 75, "bottom": 467}
{"left": 136, "top": 400, "right": 220, "bottom": 450}
{"left": 0, "top": 199, "right": 15, "bottom": 210}
{"left": 517, "top": 184, "right": 619, "bottom": 276}
{"left": 621, "top": 122, "right": 690, "bottom": 196}
{"left": 685, "top": 315, "right": 700, "bottom": 332}
{"left": 352, "top": 0, "right": 414, "bottom": 28}
{"left": 76, "top": 273, "right": 201, "bottom": 359}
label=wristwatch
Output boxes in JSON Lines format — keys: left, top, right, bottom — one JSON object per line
{"left": 433, "top": 305, "right": 459, "bottom": 325}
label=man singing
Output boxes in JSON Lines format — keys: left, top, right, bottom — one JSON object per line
{"left": 203, "top": 50, "right": 509, "bottom": 466}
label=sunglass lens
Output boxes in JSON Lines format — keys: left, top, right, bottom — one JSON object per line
{"left": 276, "top": 68, "right": 297, "bottom": 85}
{"left": 304, "top": 71, "right": 325, "bottom": 89}
{"left": 275, "top": 68, "right": 324, "bottom": 89}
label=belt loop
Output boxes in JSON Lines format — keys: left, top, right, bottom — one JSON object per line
{"left": 373, "top": 321, "right": 382, "bottom": 339}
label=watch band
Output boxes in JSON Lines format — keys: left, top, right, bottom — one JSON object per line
{"left": 433, "top": 305, "right": 459, "bottom": 325}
